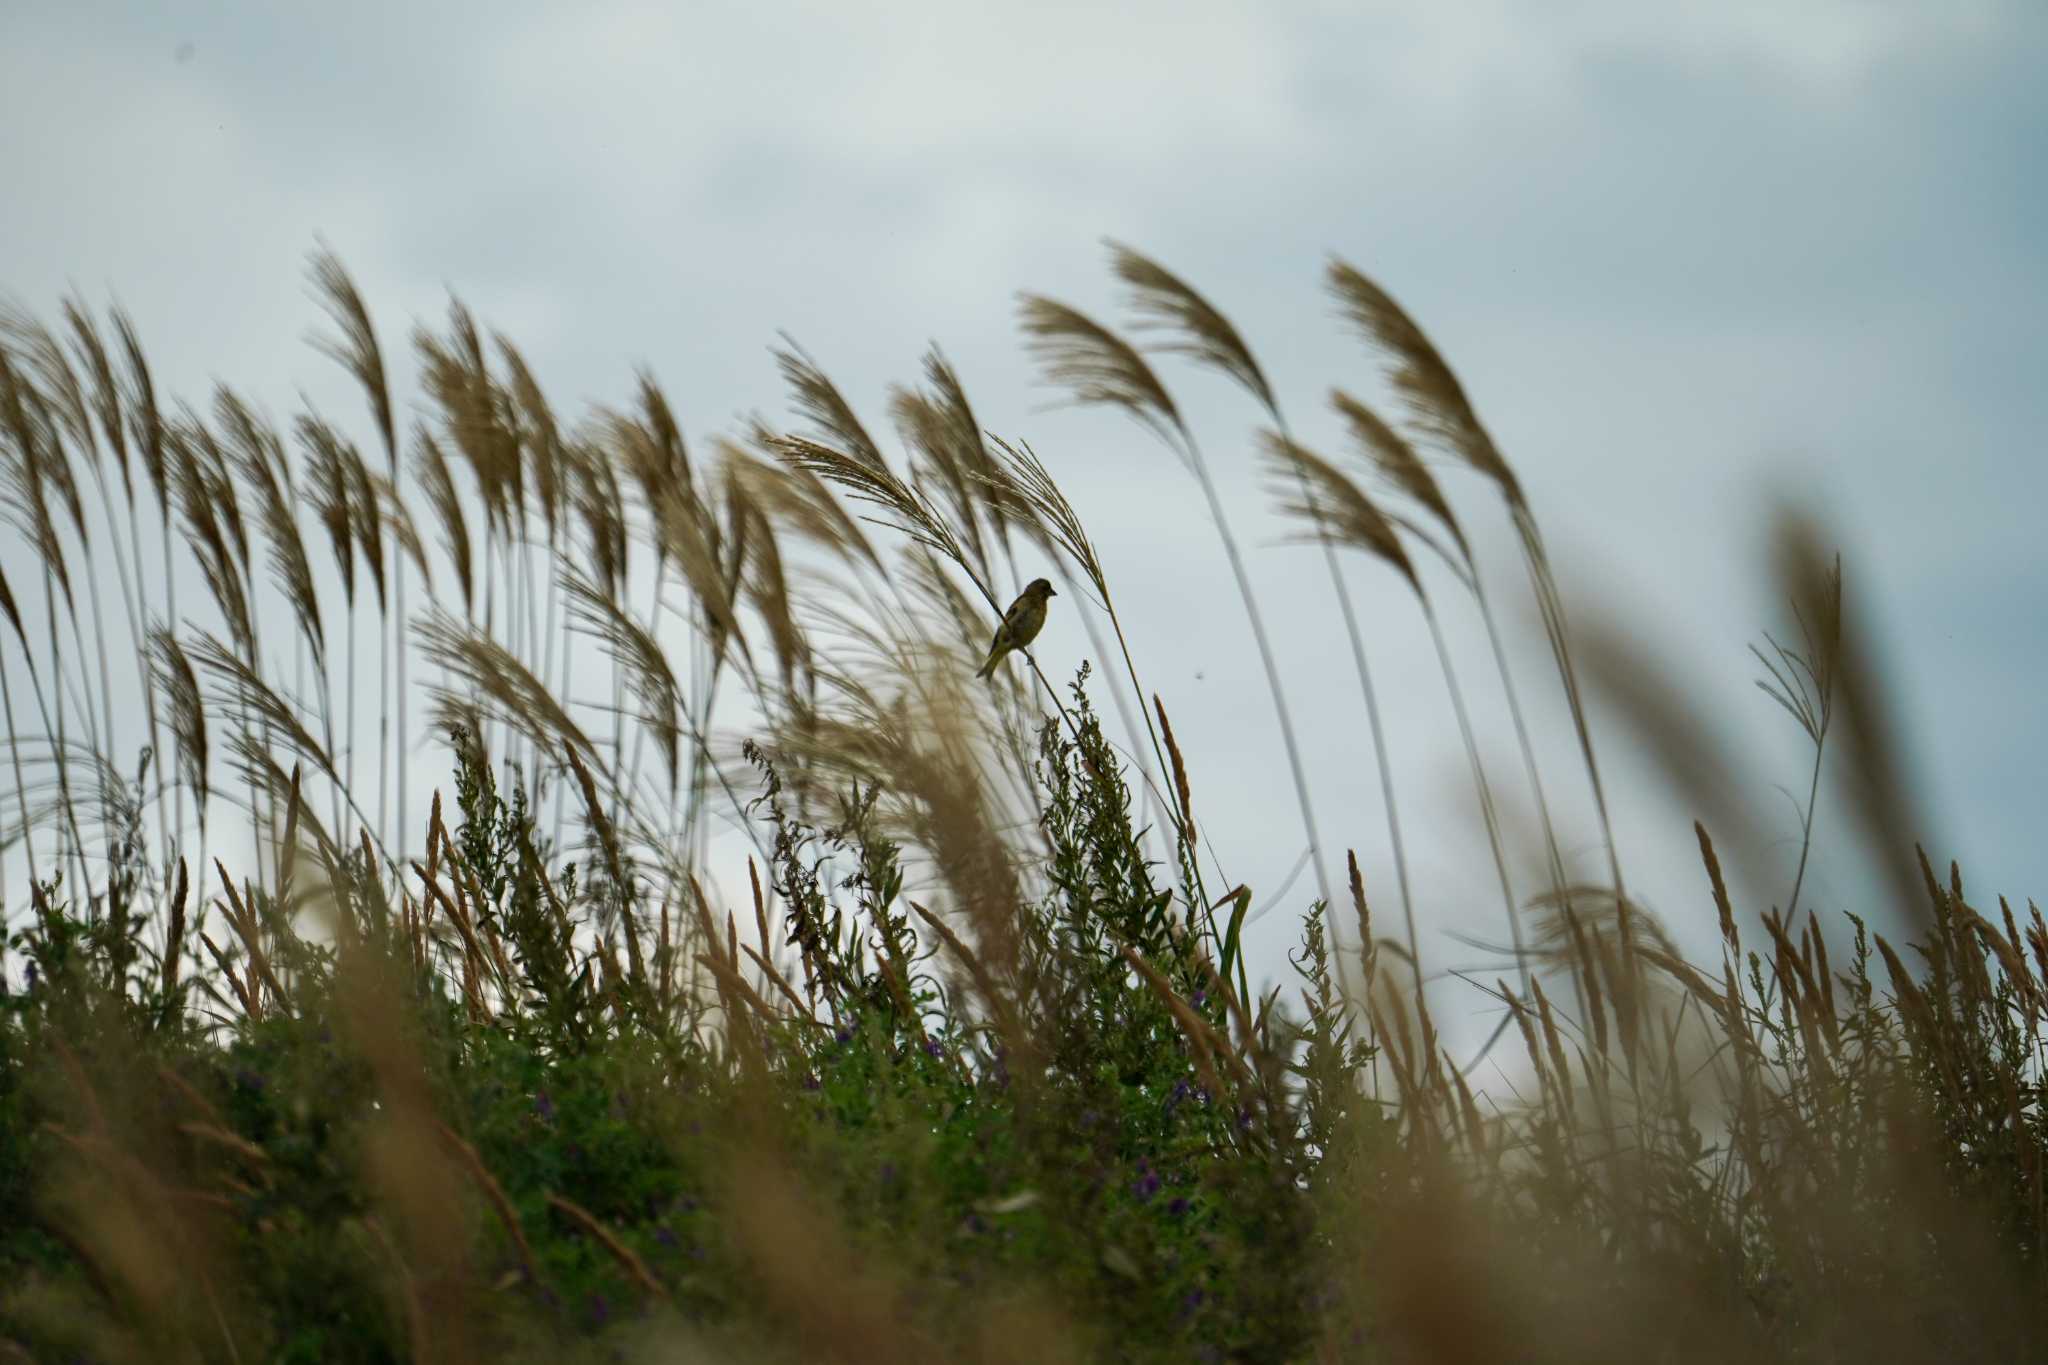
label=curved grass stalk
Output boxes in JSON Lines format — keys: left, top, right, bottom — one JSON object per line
{"left": 1015, "top": 294, "right": 1330, "bottom": 908}
{"left": 1106, "top": 241, "right": 1418, "bottom": 978}
{"left": 1419, "top": 594, "right": 1531, "bottom": 999}
{"left": 1330, "top": 259, "right": 1625, "bottom": 907}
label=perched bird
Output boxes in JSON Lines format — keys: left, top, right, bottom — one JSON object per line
{"left": 976, "top": 578, "right": 1057, "bottom": 679}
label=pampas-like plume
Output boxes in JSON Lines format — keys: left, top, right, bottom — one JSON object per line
{"left": 567, "top": 437, "right": 629, "bottom": 603}
{"left": 149, "top": 627, "right": 209, "bottom": 816}
{"left": 165, "top": 420, "right": 253, "bottom": 658}
{"left": 495, "top": 337, "right": 566, "bottom": 544}
{"left": 1331, "top": 388, "right": 1470, "bottom": 562}
{"left": 415, "top": 302, "right": 521, "bottom": 538}
{"left": 0, "top": 346, "right": 74, "bottom": 604}
{"left": 1326, "top": 260, "right": 1520, "bottom": 504}
{"left": 724, "top": 466, "right": 809, "bottom": 690}
{"left": 0, "top": 309, "right": 92, "bottom": 545}
{"left": 646, "top": 478, "right": 751, "bottom": 678}
{"left": 61, "top": 297, "right": 131, "bottom": 503}
{"left": 306, "top": 245, "right": 394, "bottom": 467}
{"left": 769, "top": 433, "right": 966, "bottom": 577}
{"left": 562, "top": 566, "right": 685, "bottom": 799}
{"left": 112, "top": 307, "right": 168, "bottom": 518}
{"left": 1016, "top": 294, "right": 1184, "bottom": 458}
{"left": 891, "top": 383, "right": 993, "bottom": 583}
{"left": 721, "top": 439, "right": 884, "bottom": 576}
{"left": 296, "top": 415, "right": 358, "bottom": 603}
{"left": 413, "top": 607, "right": 599, "bottom": 769}
{"left": 337, "top": 436, "right": 388, "bottom": 613}
{"left": 412, "top": 428, "right": 473, "bottom": 618}
{"left": 184, "top": 631, "right": 339, "bottom": 784}
{"left": 216, "top": 389, "right": 325, "bottom": 665}
{"left": 774, "top": 337, "right": 886, "bottom": 474}
{"left": 1106, "top": 240, "right": 1276, "bottom": 414}
{"left": 1260, "top": 433, "right": 1417, "bottom": 588}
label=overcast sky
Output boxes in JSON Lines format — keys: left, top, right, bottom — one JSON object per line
{"left": 4, "top": 1, "right": 2043, "bottom": 1037}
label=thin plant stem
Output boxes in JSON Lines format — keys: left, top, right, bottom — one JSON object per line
{"left": 1273, "top": 409, "right": 1419, "bottom": 990}
{"left": 1420, "top": 594, "right": 1530, "bottom": 1001}
{"left": 1178, "top": 423, "right": 1332, "bottom": 912}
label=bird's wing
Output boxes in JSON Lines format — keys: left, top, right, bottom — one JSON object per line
{"left": 996, "top": 593, "right": 1031, "bottom": 637}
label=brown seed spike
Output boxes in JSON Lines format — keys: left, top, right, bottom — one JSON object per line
{"left": 1152, "top": 694, "right": 1195, "bottom": 849}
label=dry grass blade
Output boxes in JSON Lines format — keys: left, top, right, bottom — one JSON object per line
{"left": 412, "top": 427, "right": 473, "bottom": 616}
{"left": 217, "top": 388, "right": 325, "bottom": 663}
{"left": 565, "top": 436, "right": 628, "bottom": 600}
{"left": 495, "top": 336, "right": 565, "bottom": 540}
{"left": 920, "top": 345, "right": 1025, "bottom": 547}
{"left": 981, "top": 433, "right": 1104, "bottom": 597}
{"left": 163, "top": 418, "right": 253, "bottom": 652}
{"left": 545, "top": 1194, "right": 667, "bottom": 1300}
{"left": 562, "top": 565, "right": 684, "bottom": 797}
{"left": 61, "top": 295, "right": 130, "bottom": 499}
{"left": 768, "top": 433, "right": 965, "bottom": 574}
{"left": 646, "top": 478, "right": 752, "bottom": 675}
{"left": 0, "top": 306, "right": 96, "bottom": 509}
{"left": 185, "top": 630, "right": 339, "bottom": 782}
{"left": 306, "top": 244, "right": 395, "bottom": 465}
{"left": 722, "top": 437, "right": 883, "bottom": 576}
{"left": 0, "top": 346, "right": 75, "bottom": 601}
{"left": 1017, "top": 294, "right": 1185, "bottom": 456}
{"left": 416, "top": 299, "right": 521, "bottom": 535}
{"left": 1260, "top": 431, "right": 1417, "bottom": 589}
{"left": 0, "top": 561, "right": 24, "bottom": 649}
{"left": 370, "top": 467, "right": 431, "bottom": 590}
{"left": 1330, "top": 387, "right": 1469, "bottom": 561}
{"left": 111, "top": 306, "right": 168, "bottom": 516}
{"left": 774, "top": 336, "right": 886, "bottom": 473}
{"left": 1326, "top": 258, "right": 1521, "bottom": 503}
{"left": 414, "top": 606, "right": 599, "bottom": 767}
{"left": 1774, "top": 510, "right": 1929, "bottom": 933}
{"left": 610, "top": 374, "right": 693, "bottom": 537}
{"left": 1106, "top": 240, "right": 1275, "bottom": 413}
{"left": 148, "top": 626, "right": 210, "bottom": 814}
{"left": 727, "top": 475, "right": 810, "bottom": 687}
{"left": 891, "top": 379, "right": 992, "bottom": 579}
{"left": 295, "top": 413, "right": 359, "bottom": 605}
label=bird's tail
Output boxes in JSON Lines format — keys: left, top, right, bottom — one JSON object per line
{"left": 975, "top": 651, "right": 999, "bottom": 680}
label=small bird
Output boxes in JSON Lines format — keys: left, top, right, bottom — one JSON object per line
{"left": 976, "top": 578, "right": 1057, "bottom": 679}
